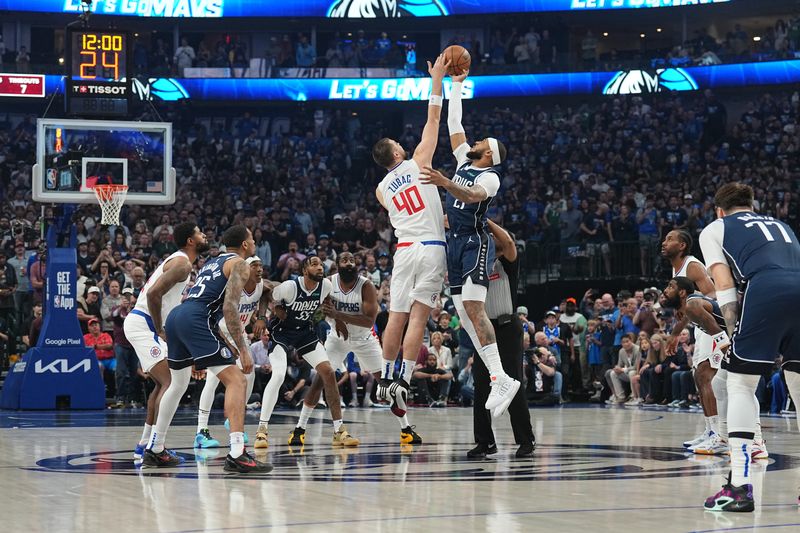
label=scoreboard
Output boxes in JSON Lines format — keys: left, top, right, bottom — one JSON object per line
{"left": 66, "top": 29, "right": 131, "bottom": 117}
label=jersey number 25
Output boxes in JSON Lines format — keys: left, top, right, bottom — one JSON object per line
{"left": 392, "top": 186, "right": 425, "bottom": 216}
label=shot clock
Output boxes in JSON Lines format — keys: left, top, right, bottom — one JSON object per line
{"left": 66, "top": 28, "right": 131, "bottom": 117}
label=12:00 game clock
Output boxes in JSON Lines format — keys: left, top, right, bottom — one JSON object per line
{"left": 66, "top": 28, "right": 132, "bottom": 117}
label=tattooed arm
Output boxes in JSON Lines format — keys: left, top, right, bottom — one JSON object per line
{"left": 224, "top": 259, "right": 253, "bottom": 373}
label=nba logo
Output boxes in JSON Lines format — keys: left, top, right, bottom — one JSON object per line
{"left": 54, "top": 295, "right": 61, "bottom": 307}
{"left": 46, "top": 169, "right": 57, "bottom": 190}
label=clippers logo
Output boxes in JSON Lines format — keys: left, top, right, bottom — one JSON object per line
{"left": 150, "top": 346, "right": 162, "bottom": 358}
{"left": 327, "top": 0, "right": 447, "bottom": 18}
{"left": 131, "top": 78, "right": 190, "bottom": 102}
{"left": 603, "top": 68, "right": 698, "bottom": 95}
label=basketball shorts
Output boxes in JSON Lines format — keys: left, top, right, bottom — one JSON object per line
{"left": 390, "top": 240, "right": 446, "bottom": 313}
{"left": 164, "top": 304, "right": 235, "bottom": 371}
{"left": 325, "top": 330, "right": 383, "bottom": 373}
{"left": 124, "top": 310, "right": 167, "bottom": 373}
{"left": 447, "top": 231, "right": 495, "bottom": 294}
{"left": 724, "top": 271, "right": 800, "bottom": 375}
{"left": 691, "top": 327, "right": 720, "bottom": 370}
{"left": 272, "top": 327, "right": 329, "bottom": 368}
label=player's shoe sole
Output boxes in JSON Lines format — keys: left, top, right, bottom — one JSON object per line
{"left": 489, "top": 377, "right": 521, "bottom": 418}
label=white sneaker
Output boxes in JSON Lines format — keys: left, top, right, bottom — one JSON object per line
{"left": 625, "top": 397, "right": 642, "bottom": 406}
{"left": 684, "top": 429, "right": 712, "bottom": 449}
{"left": 339, "top": 399, "right": 346, "bottom": 408}
{"left": 751, "top": 438, "right": 769, "bottom": 459}
{"left": 486, "top": 374, "right": 521, "bottom": 418}
{"left": 348, "top": 400, "right": 359, "bottom": 408}
{"left": 363, "top": 398, "right": 374, "bottom": 408}
{"left": 693, "top": 434, "right": 729, "bottom": 456}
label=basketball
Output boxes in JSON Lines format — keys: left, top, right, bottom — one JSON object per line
{"left": 443, "top": 45, "right": 471, "bottom": 76}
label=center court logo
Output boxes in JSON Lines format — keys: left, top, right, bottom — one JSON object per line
{"left": 603, "top": 68, "right": 698, "bottom": 95}
{"left": 28, "top": 443, "right": 800, "bottom": 481}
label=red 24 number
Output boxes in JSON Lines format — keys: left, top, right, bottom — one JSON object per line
{"left": 392, "top": 185, "right": 426, "bottom": 215}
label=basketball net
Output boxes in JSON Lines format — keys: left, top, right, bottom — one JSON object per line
{"left": 93, "top": 185, "right": 128, "bottom": 225}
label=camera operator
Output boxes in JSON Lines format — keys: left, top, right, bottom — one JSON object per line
{"left": 634, "top": 288, "right": 660, "bottom": 336}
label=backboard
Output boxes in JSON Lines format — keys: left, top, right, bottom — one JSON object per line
{"left": 33, "top": 118, "right": 175, "bottom": 205}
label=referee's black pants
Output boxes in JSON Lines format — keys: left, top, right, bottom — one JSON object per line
{"left": 473, "top": 315, "right": 534, "bottom": 446}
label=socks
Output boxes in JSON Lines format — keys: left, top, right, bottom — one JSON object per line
{"left": 729, "top": 437, "right": 752, "bottom": 487}
{"left": 400, "top": 359, "right": 415, "bottom": 384}
{"left": 784, "top": 370, "right": 800, "bottom": 431}
{"left": 258, "top": 423, "right": 268, "bottom": 433}
{"left": 297, "top": 403, "right": 313, "bottom": 429}
{"left": 754, "top": 419, "right": 763, "bottom": 442}
{"left": 708, "top": 415, "right": 720, "bottom": 436}
{"left": 333, "top": 419, "right": 344, "bottom": 433}
{"left": 197, "top": 408, "right": 211, "bottom": 434}
{"left": 149, "top": 430, "right": 166, "bottom": 454}
{"left": 381, "top": 358, "right": 395, "bottom": 380}
{"left": 230, "top": 432, "right": 245, "bottom": 459}
{"left": 139, "top": 424, "right": 152, "bottom": 446}
{"left": 479, "top": 343, "right": 505, "bottom": 378}
{"left": 398, "top": 414, "right": 410, "bottom": 429}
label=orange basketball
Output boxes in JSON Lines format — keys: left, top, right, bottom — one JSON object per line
{"left": 443, "top": 45, "right": 471, "bottom": 76}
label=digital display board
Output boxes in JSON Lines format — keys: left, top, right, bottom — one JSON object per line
{"left": 0, "top": 0, "right": 732, "bottom": 18}
{"left": 66, "top": 29, "right": 131, "bottom": 117}
{"left": 0, "top": 73, "right": 45, "bottom": 97}
{"left": 23, "top": 59, "right": 800, "bottom": 104}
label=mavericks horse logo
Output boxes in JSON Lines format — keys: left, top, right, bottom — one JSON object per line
{"left": 603, "top": 68, "right": 698, "bottom": 95}
{"left": 327, "top": 0, "right": 448, "bottom": 17}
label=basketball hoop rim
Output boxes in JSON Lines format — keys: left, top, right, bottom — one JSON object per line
{"left": 93, "top": 184, "right": 129, "bottom": 201}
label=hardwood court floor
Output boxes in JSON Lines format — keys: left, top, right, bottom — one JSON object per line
{"left": 1, "top": 404, "right": 799, "bottom": 532}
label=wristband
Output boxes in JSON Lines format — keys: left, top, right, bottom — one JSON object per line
{"left": 429, "top": 94, "right": 443, "bottom": 107}
{"left": 257, "top": 316, "right": 267, "bottom": 321}
{"left": 711, "top": 330, "right": 730, "bottom": 349}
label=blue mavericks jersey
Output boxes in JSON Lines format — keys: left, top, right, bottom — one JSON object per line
{"left": 184, "top": 253, "right": 237, "bottom": 322}
{"left": 445, "top": 163, "right": 498, "bottom": 235}
{"left": 720, "top": 212, "right": 800, "bottom": 283}
{"left": 275, "top": 279, "right": 324, "bottom": 331}
{"left": 685, "top": 294, "right": 725, "bottom": 335}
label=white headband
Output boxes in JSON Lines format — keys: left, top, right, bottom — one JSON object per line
{"left": 487, "top": 137, "right": 501, "bottom": 166}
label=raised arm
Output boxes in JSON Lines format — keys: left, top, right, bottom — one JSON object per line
{"left": 448, "top": 71, "right": 469, "bottom": 152}
{"left": 147, "top": 258, "right": 193, "bottom": 340}
{"left": 411, "top": 54, "right": 449, "bottom": 168}
{"left": 224, "top": 259, "right": 253, "bottom": 373}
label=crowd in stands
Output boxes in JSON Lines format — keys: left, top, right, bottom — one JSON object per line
{"left": 0, "top": 85, "right": 798, "bottom": 411}
{"left": 3, "top": 14, "right": 800, "bottom": 77}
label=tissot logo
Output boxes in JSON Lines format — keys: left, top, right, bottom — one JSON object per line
{"left": 73, "top": 85, "right": 128, "bottom": 95}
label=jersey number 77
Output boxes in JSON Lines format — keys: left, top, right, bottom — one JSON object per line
{"left": 392, "top": 185, "right": 426, "bottom": 216}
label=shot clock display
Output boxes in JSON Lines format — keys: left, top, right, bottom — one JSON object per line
{"left": 66, "top": 29, "right": 131, "bottom": 117}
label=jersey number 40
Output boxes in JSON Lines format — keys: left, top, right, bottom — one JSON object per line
{"left": 392, "top": 186, "right": 425, "bottom": 216}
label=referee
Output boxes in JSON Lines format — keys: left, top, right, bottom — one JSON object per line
{"left": 468, "top": 220, "right": 535, "bottom": 459}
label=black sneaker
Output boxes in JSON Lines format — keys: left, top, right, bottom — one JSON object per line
{"left": 400, "top": 425, "right": 423, "bottom": 445}
{"left": 288, "top": 427, "right": 306, "bottom": 446}
{"left": 704, "top": 474, "right": 754, "bottom": 512}
{"left": 516, "top": 441, "right": 535, "bottom": 458}
{"left": 467, "top": 443, "right": 498, "bottom": 459}
{"left": 142, "top": 448, "right": 183, "bottom": 468}
{"left": 223, "top": 450, "right": 273, "bottom": 473}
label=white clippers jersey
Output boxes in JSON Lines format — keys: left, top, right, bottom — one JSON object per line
{"left": 328, "top": 274, "right": 374, "bottom": 341}
{"left": 378, "top": 159, "right": 445, "bottom": 242}
{"left": 673, "top": 255, "right": 705, "bottom": 277}
{"left": 218, "top": 282, "right": 263, "bottom": 344}
{"left": 135, "top": 250, "right": 190, "bottom": 319}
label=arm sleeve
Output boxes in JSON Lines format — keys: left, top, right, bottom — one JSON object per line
{"left": 447, "top": 82, "right": 465, "bottom": 135}
{"left": 453, "top": 142, "right": 471, "bottom": 167}
{"left": 698, "top": 220, "right": 727, "bottom": 270}
{"left": 474, "top": 171, "right": 501, "bottom": 198}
